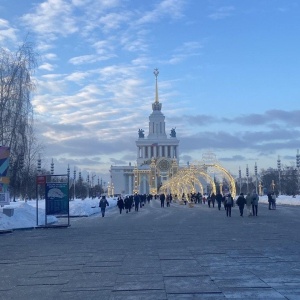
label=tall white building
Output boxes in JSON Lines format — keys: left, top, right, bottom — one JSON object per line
{"left": 110, "top": 69, "right": 180, "bottom": 195}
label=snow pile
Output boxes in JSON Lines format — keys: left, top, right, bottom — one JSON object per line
{"left": 0, "top": 197, "right": 117, "bottom": 231}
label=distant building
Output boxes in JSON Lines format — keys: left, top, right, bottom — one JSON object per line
{"left": 110, "top": 69, "right": 180, "bottom": 195}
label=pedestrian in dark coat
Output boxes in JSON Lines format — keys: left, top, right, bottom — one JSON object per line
{"left": 236, "top": 193, "right": 246, "bottom": 217}
{"left": 216, "top": 192, "right": 223, "bottom": 210}
{"left": 117, "top": 197, "right": 124, "bottom": 214}
{"left": 207, "top": 194, "right": 212, "bottom": 207}
{"left": 267, "top": 192, "right": 272, "bottom": 210}
{"left": 252, "top": 191, "right": 259, "bottom": 216}
{"left": 160, "top": 193, "right": 165, "bottom": 207}
{"left": 124, "top": 196, "right": 130, "bottom": 213}
{"left": 134, "top": 194, "right": 140, "bottom": 211}
{"left": 225, "top": 194, "right": 233, "bottom": 217}
{"left": 99, "top": 196, "right": 109, "bottom": 217}
{"left": 211, "top": 193, "right": 216, "bottom": 208}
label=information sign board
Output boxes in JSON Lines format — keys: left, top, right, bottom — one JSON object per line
{"left": 45, "top": 182, "right": 69, "bottom": 215}
{"left": 0, "top": 192, "right": 10, "bottom": 205}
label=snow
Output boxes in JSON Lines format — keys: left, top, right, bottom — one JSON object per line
{"left": 0, "top": 197, "right": 117, "bottom": 231}
{"left": 0, "top": 195, "right": 299, "bottom": 231}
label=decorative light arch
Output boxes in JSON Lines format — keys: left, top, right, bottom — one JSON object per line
{"left": 159, "top": 162, "right": 236, "bottom": 198}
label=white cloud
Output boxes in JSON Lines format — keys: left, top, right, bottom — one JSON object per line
{"left": 136, "top": 0, "right": 185, "bottom": 25}
{"left": 0, "top": 18, "right": 18, "bottom": 43}
{"left": 39, "top": 62, "right": 56, "bottom": 71}
{"left": 208, "top": 6, "right": 235, "bottom": 20}
{"left": 21, "top": 0, "right": 78, "bottom": 40}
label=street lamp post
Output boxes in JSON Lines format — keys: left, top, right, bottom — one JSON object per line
{"left": 254, "top": 162, "right": 258, "bottom": 194}
{"left": 296, "top": 150, "right": 300, "bottom": 195}
{"left": 87, "top": 174, "right": 90, "bottom": 198}
{"left": 246, "top": 164, "right": 249, "bottom": 194}
{"left": 51, "top": 159, "right": 54, "bottom": 175}
{"left": 238, "top": 167, "right": 242, "bottom": 194}
{"left": 277, "top": 156, "right": 281, "bottom": 195}
{"left": 73, "top": 168, "right": 76, "bottom": 200}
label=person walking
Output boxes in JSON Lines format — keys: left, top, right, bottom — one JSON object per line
{"left": 117, "top": 196, "right": 124, "bottom": 214}
{"left": 99, "top": 195, "right": 109, "bottom": 217}
{"left": 211, "top": 193, "right": 216, "bottom": 208}
{"left": 216, "top": 192, "right": 223, "bottom": 210}
{"left": 166, "top": 194, "right": 171, "bottom": 207}
{"left": 245, "top": 193, "right": 252, "bottom": 216}
{"left": 207, "top": 194, "right": 212, "bottom": 207}
{"left": 267, "top": 192, "right": 272, "bottom": 210}
{"left": 160, "top": 193, "right": 165, "bottom": 207}
{"left": 252, "top": 190, "right": 259, "bottom": 216}
{"left": 236, "top": 193, "right": 246, "bottom": 217}
{"left": 271, "top": 192, "right": 276, "bottom": 209}
{"left": 124, "top": 196, "right": 130, "bottom": 213}
{"left": 225, "top": 193, "right": 233, "bottom": 217}
{"left": 182, "top": 193, "right": 187, "bottom": 205}
{"left": 134, "top": 193, "right": 140, "bottom": 212}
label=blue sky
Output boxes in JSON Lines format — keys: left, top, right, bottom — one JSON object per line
{"left": 1, "top": 0, "right": 299, "bottom": 181}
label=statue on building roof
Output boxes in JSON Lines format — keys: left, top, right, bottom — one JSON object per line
{"left": 170, "top": 128, "right": 176, "bottom": 138}
{"left": 138, "top": 128, "right": 145, "bottom": 138}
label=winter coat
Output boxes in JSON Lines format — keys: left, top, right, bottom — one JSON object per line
{"left": 160, "top": 194, "right": 166, "bottom": 201}
{"left": 99, "top": 198, "right": 109, "bottom": 209}
{"left": 134, "top": 194, "right": 140, "bottom": 205}
{"left": 236, "top": 195, "right": 246, "bottom": 207}
{"left": 245, "top": 194, "right": 252, "bottom": 206}
{"left": 117, "top": 198, "right": 124, "bottom": 209}
{"left": 124, "top": 197, "right": 130, "bottom": 209}
{"left": 252, "top": 193, "right": 259, "bottom": 205}
{"left": 224, "top": 195, "right": 233, "bottom": 207}
{"left": 216, "top": 193, "right": 223, "bottom": 203}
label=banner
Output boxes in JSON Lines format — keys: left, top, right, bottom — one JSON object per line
{"left": 0, "top": 146, "right": 10, "bottom": 196}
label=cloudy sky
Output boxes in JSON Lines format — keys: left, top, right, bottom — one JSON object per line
{"left": 1, "top": 0, "right": 299, "bottom": 181}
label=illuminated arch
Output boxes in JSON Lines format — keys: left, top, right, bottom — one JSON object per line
{"left": 159, "top": 162, "right": 236, "bottom": 198}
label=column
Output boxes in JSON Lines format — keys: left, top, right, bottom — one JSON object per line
{"left": 159, "top": 146, "right": 162, "bottom": 157}
{"left": 148, "top": 146, "right": 151, "bottom": 159}
{"left": 129, "top": 175, "right": 133, "bottom": 194}
{"left": 165, "top": 145, "right": 168, "bottom": 157}
{"left": 143, "top": 175, "right": 147, "bottom": 194}
{"left": 154, "top": 146, "right": 157, "bottom": 158}
{"left": 142, "top": 146, "right": 146, "bottom": 158}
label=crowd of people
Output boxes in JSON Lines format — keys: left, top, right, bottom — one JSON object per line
{"left": 99, "top": 189, "right": 274, "bottom": 218}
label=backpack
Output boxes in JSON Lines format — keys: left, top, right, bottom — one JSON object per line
{"left": 225, "top": 196, "right": 232, "bottom": 205}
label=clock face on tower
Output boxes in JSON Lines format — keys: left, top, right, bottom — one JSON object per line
{"left": 157, "top": 158, "right": 171, "bottom": 172}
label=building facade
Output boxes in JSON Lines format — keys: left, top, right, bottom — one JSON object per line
{"left": 110, "top": 69, "right": 180, "bottom": 195}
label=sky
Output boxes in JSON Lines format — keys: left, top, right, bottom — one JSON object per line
{"left": 0, "top": 0, "right": 300, "bottom": 182}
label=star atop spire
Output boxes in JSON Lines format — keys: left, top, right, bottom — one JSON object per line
{"left": 152, "top": 68, "right": 162, "bottom": 111}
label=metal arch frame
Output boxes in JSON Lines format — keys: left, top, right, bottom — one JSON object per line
{"left": 159, "top": 162, "right": 236, "bottom": 198}
{"left": 159, "top": 167, "right": 207, "bottom": 197}
{"left": 204, "top": 163, "right": 236, "bottom": 198}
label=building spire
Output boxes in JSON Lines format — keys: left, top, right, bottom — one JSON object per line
{"left": 154, "top": 68, "right": 159, "bottom": 103}
{"left": 152, "top": 68, "right": 162, "bottom": 111}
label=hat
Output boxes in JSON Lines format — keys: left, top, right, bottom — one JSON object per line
{"left": 101, "top": 195, "right": 106, "bottom": 199}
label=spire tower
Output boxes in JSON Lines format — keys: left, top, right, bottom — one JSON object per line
{"left": 152, "top": 68, "right": 162, "bottom": 111}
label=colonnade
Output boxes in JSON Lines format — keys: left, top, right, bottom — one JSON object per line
{"left": 137, "top": 145, "right": 178, "bottom": 159}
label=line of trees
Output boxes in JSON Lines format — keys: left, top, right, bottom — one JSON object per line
{"left": 235, "top": 167, "right": 299, "bottom": 196}
{"left": 0, "top": 42, "right": 43, "bottom": 200}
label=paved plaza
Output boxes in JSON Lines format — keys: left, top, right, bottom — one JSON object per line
{"left": 1, "top": 199, "right": 300, "bottom": 299}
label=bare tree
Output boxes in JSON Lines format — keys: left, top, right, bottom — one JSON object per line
{"left": 0, "top": 42, "right": 38, "bottom": 199}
